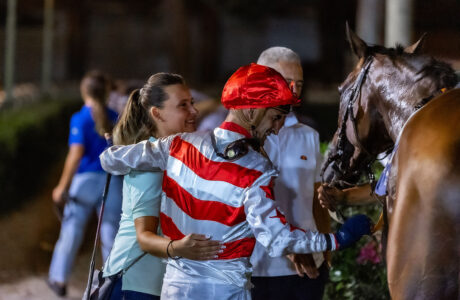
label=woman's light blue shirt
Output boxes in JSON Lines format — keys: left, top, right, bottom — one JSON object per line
{"left": 103, "top": 137, "right": 166, "bottom": 296}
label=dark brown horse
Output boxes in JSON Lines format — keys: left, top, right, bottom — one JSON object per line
{"left": 323, "top": 26, "right": 460, "bottom": 299}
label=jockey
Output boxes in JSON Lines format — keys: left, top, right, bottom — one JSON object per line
{"left": 100, "top": 63, "right": 371, "bottom": 300}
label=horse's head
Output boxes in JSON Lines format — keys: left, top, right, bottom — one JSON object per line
{"left": 323, "top": 25, "right": 458, "bottom": 188}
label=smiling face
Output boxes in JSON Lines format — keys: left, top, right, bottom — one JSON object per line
{"left": 153, "top": 84, "right": 198, "bottom": 137}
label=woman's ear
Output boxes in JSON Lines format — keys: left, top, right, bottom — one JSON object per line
{"left": 150, "top": 106, "right": 163, "bottom": 122}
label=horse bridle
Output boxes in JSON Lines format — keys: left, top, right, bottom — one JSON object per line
{"left": 321, "top": 56, "right": 381, "bottom": 189}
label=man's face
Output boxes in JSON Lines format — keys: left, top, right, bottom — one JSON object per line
{"left": 252, "top": 107, "right": 287, "bottom": 143}
{"left": 275, "top": 60, "right": 304, "bottom": 99}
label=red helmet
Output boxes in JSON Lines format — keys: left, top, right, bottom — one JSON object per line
{"left": 221, "top": 63, "right": 300, "bottom": 109}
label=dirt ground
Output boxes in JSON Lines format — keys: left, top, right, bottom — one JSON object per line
{"left": 0, "top": 164, "right": 103, "bottom": 300}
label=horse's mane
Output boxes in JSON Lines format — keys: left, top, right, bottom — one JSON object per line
{"left": 366, "top": 44, "right": 459, "bottom": 89}
{"left": 417, "top": 59, "right": 458, "bottom": 89}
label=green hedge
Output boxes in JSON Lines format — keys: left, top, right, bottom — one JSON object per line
{"left": 0, "top": 98, "right": 81, "bottom": 214}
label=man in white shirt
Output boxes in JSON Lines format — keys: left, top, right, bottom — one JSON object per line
{"left": 250, "top": 47, "right": 331, "bottom": 300}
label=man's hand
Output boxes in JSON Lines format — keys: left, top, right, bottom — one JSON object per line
{"left": 317, "top": 183, "right": 345, "bottom": 211}
{"left": 287, "top": 253, "right": 319, "bottom": 279}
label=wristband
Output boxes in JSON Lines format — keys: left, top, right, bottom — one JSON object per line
{"left": 325, "top": 233, "right": 339, "bottom": 251}
{"left": 166, "top": 240, "right": 182, "bottom": 260}
{"left": 325, "top": 233, "right": 332, "bottom": 250}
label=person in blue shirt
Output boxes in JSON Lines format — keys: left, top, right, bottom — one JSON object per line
{"left": 47, "top": 71, "right": 123, "bottom": 297}
{"left": 103, "top": 73, "right": 224, "bottom": 300}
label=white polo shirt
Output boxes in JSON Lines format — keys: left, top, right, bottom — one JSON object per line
{"left": 250, "top": 113, "right": 324, "bottom": 277}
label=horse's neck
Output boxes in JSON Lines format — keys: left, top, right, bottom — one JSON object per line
{"left": 382, "top": 101, "right": 415, "bottom": 143}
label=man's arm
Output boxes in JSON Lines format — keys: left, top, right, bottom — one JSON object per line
{"left": 245, "top": 172, "right": 372, "bottom": 256}
{"left": 245, "top": 172, "right": 338, "bottom": 257}
{"left": 317, "top": 183, "right": 379, "bottom": 210}
{"left": 100, "top": 135, "right": 178, "bottom": 175}
{"left": 288, "top": 182, "right": 332, "bottom": 278}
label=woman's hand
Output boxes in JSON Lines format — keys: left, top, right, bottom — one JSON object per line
{"left": 170, "top": 234, "right": 224, "bottom": 260}
{"left": 52, "top": 185, "right": 68, "bottom": 206}
{"left": 135, "top": 217, "right": 224, "bottom": 260}
{"left": 317, "top": 183, "right": 345, "bottom": 211}
{"left": 51, "top": 185, "right": 68, "bottom": 221}
{"left": 52, "top": 144, "right": 84, "bottom": 208}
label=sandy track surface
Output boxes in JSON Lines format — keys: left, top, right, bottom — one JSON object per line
{"left": 0, "top": 164, "right": 103, "bottom": 300}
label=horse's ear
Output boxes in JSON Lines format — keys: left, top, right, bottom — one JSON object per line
{"left": 346, "top": 21, "right": 367, "bottom": 58}
{"left": 404, "top": 33, "right": 427, "bottom": 54}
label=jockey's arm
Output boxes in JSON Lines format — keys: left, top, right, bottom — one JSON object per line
{"left": 99, "top": 135, "right": 178, "bottom": 175}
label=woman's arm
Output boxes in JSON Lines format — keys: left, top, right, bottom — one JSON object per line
{"left": 134, "top": 216, "right": 223, "bottom": 260}
{"left": 127, "top": 169, "right": 223, "bottom": 261}
{"left": 52, "top": 144, "right": 84, "bottom": 205}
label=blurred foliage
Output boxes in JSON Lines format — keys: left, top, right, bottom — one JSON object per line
{"left": 0, "top": 98, "right": 80, "bottom": 214}
{"left": 320, "top": 141, "right": 390, "bottom": 299}
{"left": 324, "top": 204, "right": 390, "bottom": 300}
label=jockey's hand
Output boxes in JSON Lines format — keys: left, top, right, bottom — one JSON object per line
{"left": 335, "top": 214, "right": 372, "bottom": 249}
{"left": 287, "top": 253, "right": 319, "bottom": 279}
{"left": 317, "top": 183, "right": 345, "bottom": 211}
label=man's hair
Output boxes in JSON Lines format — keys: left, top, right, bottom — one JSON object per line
{"left": 257, "top": 46, "right": 301, "bottom": 67}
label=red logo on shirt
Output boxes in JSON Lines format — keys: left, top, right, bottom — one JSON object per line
{"left": 270, "top": 208, "right": 306, "bottom": 232}
{"left": 260, "top": 177, "right": 276, "bottom": 200}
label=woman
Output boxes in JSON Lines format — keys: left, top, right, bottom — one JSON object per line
{"left": 103, "top": 73, "right": 224, "bottom": 300}
{"left": 48, "top": 71, "right": 123, "bottom": 297}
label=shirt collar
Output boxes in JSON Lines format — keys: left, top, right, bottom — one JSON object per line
{"left": 213, "top": 122, "right": 251, "bottom": 149}
{"left": 284, "top": 112, "right": 299, "bottom": 127}
{"left": 219, "top": 122, "right": 251, "bottom": 138}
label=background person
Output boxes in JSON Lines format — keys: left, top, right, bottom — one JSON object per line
{"left": 103, "top": 73, "right": 224, "bottom": 300}
{"left": 48, "top": 70, "right": 123, "bottom": 297}
{"left": 99, "top": 63, "right": 371, "bottom": 300}
{"left": 250, "top": 46, "right": 331, "bottom": 300}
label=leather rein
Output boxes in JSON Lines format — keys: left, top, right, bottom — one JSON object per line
{"left": 320, "top": 57, "right": 382, "bottom": 190}
{"left": 320, "top": 55, "right": 449, "bottom": 230}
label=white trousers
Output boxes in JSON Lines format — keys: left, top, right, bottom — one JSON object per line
{"left": 161, "top": 264, "right": 250, "bottom": 300}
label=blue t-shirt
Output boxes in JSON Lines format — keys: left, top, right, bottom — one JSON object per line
{"left": 68, "top": 105, "right": 118, "bottom": 173}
